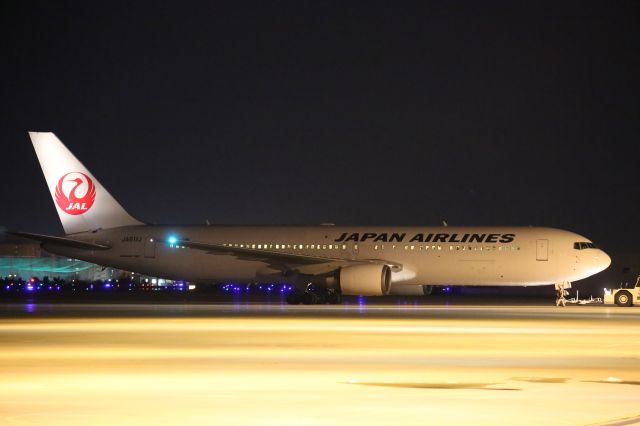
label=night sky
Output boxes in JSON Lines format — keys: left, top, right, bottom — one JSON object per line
{"left": 1, "top": 2, "right": 638, "bottom": 251}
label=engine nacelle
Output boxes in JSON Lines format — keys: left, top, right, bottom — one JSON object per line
{"left": 339, "top": 264, "right": 391, "bottom": 296}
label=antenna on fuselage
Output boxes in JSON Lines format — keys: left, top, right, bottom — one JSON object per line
{"left": 442, "top": 220, "right": 448, "bottom": 227}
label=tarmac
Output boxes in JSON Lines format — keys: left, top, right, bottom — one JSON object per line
{"left": 1, "top": 301, "right": 639, "bottom": 425}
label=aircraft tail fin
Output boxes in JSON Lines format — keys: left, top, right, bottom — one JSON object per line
{"left": 28, "top": 132, "right": 143, "bottom": 235}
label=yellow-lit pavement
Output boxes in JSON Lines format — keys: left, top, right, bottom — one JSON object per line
{"left": 1, "top": 304, "right": 639, "bottom": 425}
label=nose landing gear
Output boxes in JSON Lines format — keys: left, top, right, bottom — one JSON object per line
{"left": 555, "top": 281, "right": 572, "bottom": 307}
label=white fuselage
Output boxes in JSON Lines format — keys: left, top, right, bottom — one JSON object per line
{"left": 44, "top": 225, "right": 611, "bottom": 287}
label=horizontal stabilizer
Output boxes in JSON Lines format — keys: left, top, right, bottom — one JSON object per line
{"left": 6, "top": 231, "right": 111, "bottom": 250}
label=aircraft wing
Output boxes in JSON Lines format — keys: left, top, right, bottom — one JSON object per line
{"left": 170, "top": 239, "right": 403, "bottom": 274}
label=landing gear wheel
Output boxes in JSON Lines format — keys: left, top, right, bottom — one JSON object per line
{"left": 422, "top": 285, "right": 434, "bottom": 296}
{"left": 302, "top": 291, "right": 320, "bottom": 305}
{"left": 286, "top": 290, "right": 303, "bottom": 305}
{"left": 326, "top": 290, "right": 343, "bottom": 305}
{"left": 615, "top": 290, "right": 633, "bottom": 307}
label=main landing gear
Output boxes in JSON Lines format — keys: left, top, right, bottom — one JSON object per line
{"left": 286, "top": 286, "right": 343, "bottom": 305}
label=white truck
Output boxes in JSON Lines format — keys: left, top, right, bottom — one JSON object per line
{"left": 604, "top": 275, "right": 640, "bottom": 307}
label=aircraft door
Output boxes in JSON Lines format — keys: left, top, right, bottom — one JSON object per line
{"left": 144, "top": 237, "right": 156, "bottom": 258}
{"left": 536, "top": 239, "right": 548, "bottom": 261}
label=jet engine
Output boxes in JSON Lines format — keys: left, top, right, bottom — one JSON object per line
{"left": 339, "top": 264, "right": 391, "bottom": 296}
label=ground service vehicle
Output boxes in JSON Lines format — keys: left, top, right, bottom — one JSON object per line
{"left": 604, "top": 276, "right": 640, "bottom": 307}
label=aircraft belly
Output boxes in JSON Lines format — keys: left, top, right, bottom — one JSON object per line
{"left": 136, "top": 254, "right": 262, "bottom": 282}
{"left": 88, "top": 247, "right": 264, "bottom": 282}
{"left": 408, "top": 256, "right": 560, "bottom": 286}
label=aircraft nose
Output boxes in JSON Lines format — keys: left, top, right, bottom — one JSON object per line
{"left": 594, "top": 250, "right": 612, "bottom": 272}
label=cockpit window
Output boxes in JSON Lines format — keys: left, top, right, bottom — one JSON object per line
{"left": 573, "top": 242, "right": 596, "bottom": 250}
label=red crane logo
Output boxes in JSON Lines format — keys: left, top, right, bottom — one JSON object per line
{"left": 54, "top": 172, "right": 96, "bottom": 215}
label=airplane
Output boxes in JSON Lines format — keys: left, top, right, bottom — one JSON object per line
{"left": 7, "top": 132, "right": 611, "bottom": 305}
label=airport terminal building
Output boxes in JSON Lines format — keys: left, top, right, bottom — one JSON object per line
{"left": 0, "top": 236, "right": 187, "bottom": 293}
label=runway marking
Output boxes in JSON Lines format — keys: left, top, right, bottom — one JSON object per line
{"left": 583, "top": 380, "right": 640, "bottom": 386}
{"left": 345, "top": 381, "right": 522, "bottom": 391}
{"left": 511, "top": 377, "right": 569, "bottom": 383}
{"left": 587, "top": 415, "right": 640, "bottom": 426}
